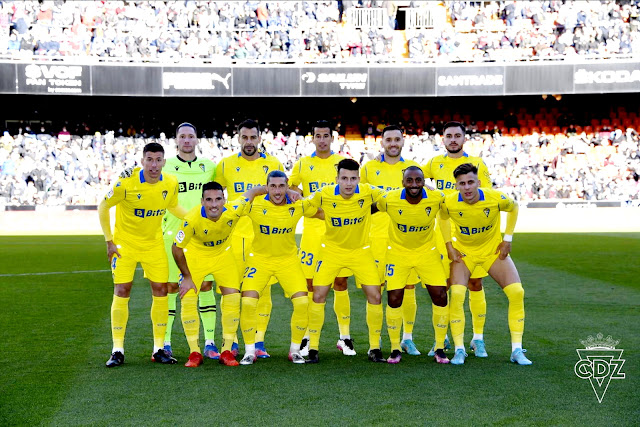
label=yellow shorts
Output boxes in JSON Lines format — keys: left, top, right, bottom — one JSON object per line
{"left": 232, "top": 233, "right": 278, "bottom": 288}
{"left": 372, "top": 237, "right": 419, "bottom": 285}
{"left": 314, "top": 244, "right": 379, "bottom": 287}
{"left": 111, "top": 240, "right": 167, "bottom": 284}
{"left": 385, "top": 244, "right": 447, "bottom": 291}
{"left": 242, "top": 253, "right": 307, "bottom": 297}
{"left": 299, "top": 232, "right": 352, "bottom": 280}
{"left": 435, "top": 222, "right": 488, "bottom": 279}
{"left": 184, "top": 246, "right": 241, "bottom": 291}
{"left": 455, "top": 244, "right": 501, "bottom": 276}
{"left": 164, "top": 236, "right": 213, "bottom": 284}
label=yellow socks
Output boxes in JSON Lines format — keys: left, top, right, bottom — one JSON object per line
{"left": 333, "top": 289, "right": 351, "bottom": 338}
{"left": 432, "top": 303, "right": 449, "bottom": 350}
{"left": 181, "top": 291, "right": 200, "bottom": 353}
{"left": 198, "top": 289, "right": 217, "bottom": 343}
{"left": 111, "top": 295, "right": 129, "bottom": 350}
{"left": 308, "top": 301, "right": 326, "bottom": 349}
{"left": 449, "top": 285, "right": 467, "bottom": 349}
{"left": 221, "top": 293, "right": 241, "bottom": 352}
{"left": 386, "top": 305, "right": 402, "bottom": 351}
{"left": 164, "top": 292, "right": 178, "bottom": 343}
{"left": 503, "top": 283, "right": 525, "bottom": 346}
{"left": 240, "top": 296, "right": 258, "bottom": 347}
{"left": 469, "top": 288, "right": 486, "bottom": 337}
{"left": 151, "top": 295, "right": 169, "bottom": 351}
{"left": 290, "top": 296, "right": 308, "bottom": 345}
{"left": 366, "top": 302, "right": 383, "bottom": 350}
{"left": 255, "top": 284, "right": 272, "bottom": 343}
{"left": 402, "top": 287, "right": 417, "bottom": 337}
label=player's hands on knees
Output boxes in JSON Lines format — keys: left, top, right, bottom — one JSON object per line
{"left": 496, "top": 241, "right": 511, "bottom": 260}
{"left": 106, "top": 241, "right": 121, "bottom": 261}
{"left": 447, "top": 246, "right": 463, "bottom": 263}
{"left": 179, "top": 276, "right": 197, "bottom": 298}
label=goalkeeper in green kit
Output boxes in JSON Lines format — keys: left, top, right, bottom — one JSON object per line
{"left": 162, "top": 122, "right": 221, "bottom": 359}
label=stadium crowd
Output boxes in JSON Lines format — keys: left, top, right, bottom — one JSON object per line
{"left": 0, "top": 1, "right": 638, "bottom": 62}
{"left": 1, "top": 120, "right": 638, "bottom": 206}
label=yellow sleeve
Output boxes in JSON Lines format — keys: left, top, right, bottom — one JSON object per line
{"left": 301, "top": 199, "right": 319, "bottom": 217}
{"left": 504, "top": 202, "right": 519, "bottom": 236}
{"left": 103, "top": 178, "right": 126, "bottom": 208}
{"left": 174, "top": 219, "right": 195, "bottom": 249}
{"left": 306, "top": 189, "right": 322, "bottom": 208}
{"left": 167, "top": 181, "right": 179, "bottom": 209}
{"left": 360, "top": 164, "right": 369, "bottom": 184}
{"left": 290, "top": 160, "right": 302, "bottom": 187}
{"left": 423, "top": 158, "right": 434, "bottom": 179}
{"left": 168, "top": 205, "right": 188, "bottom": 219}
{"left": 215, "top": 158, "right": 227, "bottom": 188}
{"left": 370, "top": 184, "right": 386, "bottom": 202}
{"left": 98, "top": 199, "right": 113, "bottom": 241}
{"left": 478, "top": 159, "right": 492, "bottom": 187}
{"left": 438, "top": 208, "right": 452, "bottom": 243}
{"left": 376, "top": 195, "right": 388, "bottom": 212}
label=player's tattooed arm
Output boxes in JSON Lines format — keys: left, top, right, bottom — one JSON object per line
{"left": 119, "top": 166, "right": 134, "bottom": 178}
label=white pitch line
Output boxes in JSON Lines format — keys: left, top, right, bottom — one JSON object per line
{"left": 0, "top": 267, "right": 142, "bottom": 277}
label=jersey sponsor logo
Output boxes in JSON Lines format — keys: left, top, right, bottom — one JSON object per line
{"left": 436, "top": 180, "right": 455, "bottom": 190}
{"left": 176, "top": 230, "right": 185, "bottom": 243}
{"left": 332, "top": 202, "right": 337, "bottom": 209}
{"left": 309, "top": 165, "right": 314, "bottom": 171}
{"left": 262, "top": 209, "right": 268, "bottom": 215}
{"left": 203, "top": 236, "right": 229, "bottom": 247}
{"left": 233, "top": 182, "right": 260, "bottom": 193}
{"left": 376, "top": 170, "right": 380, "bottom": 176}
{"left": 425, "top": 207, "right": 432, "bottom": 216}
{"left": 134, "top": 208, "right": 166, "bottom": 218}
{"left": 330, "top": 216, "right": 365, "bottom": 227}
{"left": 260, "top": 225, "right": 293, "bottom": 235}
{"left": 179, "top": 182, "right": 204, "bottom": 193}
{"left": 358, "top": 199, "right": 364, "bottom": 208}
{"left": 459, "top": 225, "right": 492, "bottom": 235}
{"left": 162, "top": 190, "right": 168, "bottom": 200}
{"left": 309, "top": 182, "right": 331, "bottom": 193}
{"left": 398, "top": 209, "right": 403, "bottom": 215}
{"left": 289, "top": 207, "right": 295, "bottom": 217}
{"left": 483, "top": 208, "right": 490, "bottom": 217}
{"left": 263, "top": 166, "right": 269, "bottom": 174}
{"left": 397, "top": 224, "right": 430, "bottom": 233}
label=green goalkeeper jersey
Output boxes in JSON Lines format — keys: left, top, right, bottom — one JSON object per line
{"left": 162, "top": 156, "right": 216, "bottom": 236}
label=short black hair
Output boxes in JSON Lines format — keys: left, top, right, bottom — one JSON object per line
{"left": 312, "top": 120, "right": 332, "bottom": 135}
{"left": 237, "top": 119, "right": 260, "bottom": 134}
{"left": 337, "top": 158, "right": 360, "bottom": 173}
{"left": 403, "top": 165, "right": 424, "bottom": 177}
{"left": 202, "top": 181, "right": 224, "bottom": 197}
{"left": 453, "top": 163, "right": 478, "bottom": 178}
{"left": 443, "top": 121, "right": 466, "bottom": 135}
{"left": 176, "top": 122, "right": 197, "bottom": 136}
{"left": 143, "top": 142, "right": 164, "bottom": 155}
{"left": 382, "top": 125, "right": 403, "bottom": 138}
{"left": 267, "top": 170, "right": 288, "bottom": 184}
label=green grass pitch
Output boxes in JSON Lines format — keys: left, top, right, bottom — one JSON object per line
{"left": 0, "top": 234, "right": 638, "bottom": 426}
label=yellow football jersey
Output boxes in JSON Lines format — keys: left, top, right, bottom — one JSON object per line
{"left": 241, "top": 194, "right": 318, "bottom": 258}
{"left": 104, "top": 167, "right": 179, "bottom": 249}
{"left": 423, "top": 153, "right": 491, "bottom": 194}
{"left": 361, "top": 155, "right": 420, "bottom": 238}
{"left": 290, "top": 151, "right": 345, "bottom": 236}
{"left": 307, "top": 183, "right": 385, "bottom": 250}
{"left": 377, "top": 188, "right": 445, "bottom": 250}
{"left": 440, "top": 188, "right": 516, "bottom": 256}
{"left": 215, "top": 152, "right": 284, "bottom": 238}
{"left": 174, "top": 198, "right": 247, "bottom": 255}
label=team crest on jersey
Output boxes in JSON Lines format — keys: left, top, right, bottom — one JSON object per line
{"left": 376, "top": 170, "right": 380, "bottom": 176}
{"left": 263, "top": 209, "right": 268, "bottom": 215}
{"left": 425, "top": 207, "right": 432, "bottom": 216}
{"left": 227, "top": 220, "right": 233, "bottom": 227}
{"left": 263, "top": 166, "right": 269, "bottom": 174}
{"left": 175, "top": 166, "right": 179, "bottom": 171}
{"left": 236, "top": 167, "right": 241, "bottom": 172}
{"left": 289, "top": 207, "right": 295, "bottom": 217}
{"left": 137, "top": 194, "right": 141, "bottom": 200}
{"left": 309, "top": 165, "right": 314, "bottom": 171}
{"left": 398, "top": 209, "right": 403, "bottom": 215}
{"left": 358, "top": 199, "right": 364, "bottom": 208}
{"left": 204, "top": 229, "right": 208, "bottom": 235}
{"left": 483, "top": 208, "right": 490, "bottom": 217}
{"left": 332, "top": 202, "right": 337, "bottom": 209}
{"left": 162, "top": 190, "right": 168, "bottom": 200}
{"left": 199, "top": 163, "right": 205, "bottom": 172}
